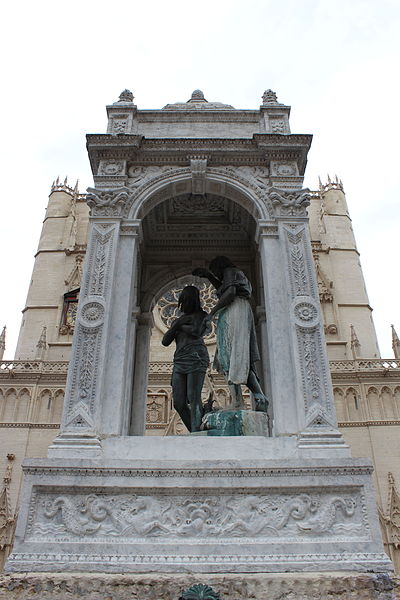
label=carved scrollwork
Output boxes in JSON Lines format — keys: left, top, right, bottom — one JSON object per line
{"left": 29, "top": 489, "right": 363, "bottom": 541}
{"left": 86, "top": 187, "right": 131, "bottom": 217}
{"left": 98, "top": 160, "right": 126, "bottom": 176}
{"left": 269, "top": 187, "right": 310, "bottom": 217}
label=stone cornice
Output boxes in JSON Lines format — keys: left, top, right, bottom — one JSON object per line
{"left": 0, "top": 423, "right": 59, "bottom": 429}
{"left": 339, "top": 420, "right": 400, "bottom": 428}
{"left": 86, "top": 134, "right": 312, "bottom": 177}
{"left": 137, "top": 109, "right": 261, "bottom": 121}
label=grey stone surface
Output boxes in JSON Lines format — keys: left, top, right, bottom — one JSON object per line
{"left": 202, "top": 409, "right": 270, "bottom": 436}
{"left": 7, "top": 91, "right": 392, "bottom": 578}
{"left": 6, "top": 440, "right": 392, "bottom": 574}
{"left": 0, "top": 572, "right": 398, "bottom": 600}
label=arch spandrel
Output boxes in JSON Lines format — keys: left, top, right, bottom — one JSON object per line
{"left": 133, "top": 171, "right": 269, "bottom": 221}
{"left": 114, "top": 167, "right": 272, "bottom": 221}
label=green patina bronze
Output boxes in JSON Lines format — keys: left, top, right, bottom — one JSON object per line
{"left": 202, "top": 409, "right": 269, "bottom": 436}
{"left": 180, "top": 583, "right": 221, "bottom": 600}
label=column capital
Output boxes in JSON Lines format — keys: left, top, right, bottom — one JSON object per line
{"left": 269, "top": 187, "right": 310, "bottom": 218}
{"left": 86, "top": 186, "right": 132, "bottom": 218}
{"left": 255, "top": 220, "right": 279, "bottom": 242}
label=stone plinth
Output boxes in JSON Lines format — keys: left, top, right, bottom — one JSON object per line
{"left": 202, "top": 409, "right": 269, "bottom": 436}
{"left": 0, "top": 572, "right": 398, "bottom": 600}
{"left": 6, "top": 437, "right": 392, "bottom": 575}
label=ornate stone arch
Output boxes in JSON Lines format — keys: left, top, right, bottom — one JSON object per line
{"left": 128, "top": 168, "right": 270, "bottom": 221}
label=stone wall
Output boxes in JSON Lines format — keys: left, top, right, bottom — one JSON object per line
{"left": 0, "top": 572, "right": 398, "bottom": 600}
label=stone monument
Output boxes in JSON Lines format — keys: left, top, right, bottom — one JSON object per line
{"left": 5, "top": 90, "right": 392, "bottom": 593}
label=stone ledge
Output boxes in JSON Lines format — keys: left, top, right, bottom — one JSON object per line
{"left": 0, "top": 572, "right": 398, "bottom": 600}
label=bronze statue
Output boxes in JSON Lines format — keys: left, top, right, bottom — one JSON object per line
{"left": 193, "top": 257, "right": 268, "bottom": 412}
{"left": 162, "top": 286, "right": 209, "bottom": 432}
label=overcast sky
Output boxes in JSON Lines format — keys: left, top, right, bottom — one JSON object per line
{"left": 0, "top": 0, "right": 399, "bottom": 359}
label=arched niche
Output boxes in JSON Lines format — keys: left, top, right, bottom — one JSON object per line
{"left": 128, "top": 191, "right": 267, "bottom": 435}
{"left": 130, "top": 170, "right": 268, "bottom": 222}
{"left": 55, "top": 169, "right": 339, "bottom": 456}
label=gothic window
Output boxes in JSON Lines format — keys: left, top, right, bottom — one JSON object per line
{"left": 155, "top": 278, "right": 217, "bottom": 344}
{"left": 333, "top": 388, "right": 346, "bottom": 422}
{"left": 60, "top": 288, "right": 80, "bottom": 335}
{"left": 367, "top": 387, "right": 382, "bottom": 421}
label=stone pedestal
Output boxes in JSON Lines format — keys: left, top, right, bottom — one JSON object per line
{"left": 6, "top": 437, "right": 391, "bottom": 575}
{"left": 201, "top": 409, "right": 269, "bottom": 436}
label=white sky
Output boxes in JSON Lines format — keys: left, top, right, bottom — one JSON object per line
{"left": 0, "top": 0, "right": 399, "bottom": 359}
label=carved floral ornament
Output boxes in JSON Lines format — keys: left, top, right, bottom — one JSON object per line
{"left": 86, "top": 176, "right": 310, "bottom": 221}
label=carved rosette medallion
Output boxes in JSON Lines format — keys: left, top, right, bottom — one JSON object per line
{"left": 80, "top": 301, "right": 105, "bottom": 327}
{"left": 293, "top": 298, "right": 319, "bottom": 329}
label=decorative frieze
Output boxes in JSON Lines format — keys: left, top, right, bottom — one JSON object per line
{"left": 27, "top": 487, "right": 365, "bottom": 542}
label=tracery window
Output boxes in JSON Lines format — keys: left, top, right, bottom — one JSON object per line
{"left": 154, "top": 279, "right": 217, "bottom": 344}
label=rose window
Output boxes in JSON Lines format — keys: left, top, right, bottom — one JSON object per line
{"left": 155, "top": 281, "right": 217, "bottom": 343}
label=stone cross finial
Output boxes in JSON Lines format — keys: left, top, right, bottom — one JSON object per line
{"left": 392, "top": 324, "right": 400, "bottom": 359}
{"left": 262, "top": 89, "right": 279, "bottom": 105}
{"left": 0, "top": 325, "right": 6, "bottom": 361}
{"left": 118, "top": 89, "right": 134, "bottom": 103}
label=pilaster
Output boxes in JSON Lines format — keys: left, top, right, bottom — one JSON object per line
{"left": 260, "top": 188, "right": 348, "bottom": 454}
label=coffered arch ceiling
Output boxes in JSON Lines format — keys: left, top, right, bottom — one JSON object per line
{"left": 138, "top": 193, "right": 261, "bottom": 312}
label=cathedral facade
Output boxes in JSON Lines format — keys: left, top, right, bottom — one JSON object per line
{"left": 1, "top": 90, "right": 400, "bottom": 573}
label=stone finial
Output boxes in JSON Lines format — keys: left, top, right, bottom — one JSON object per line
{"left": 350, "top": 324, "right": 361, "bottom": 360}
{"left": 318, "top": 174, "right": 344, "bottom": 194}
{"left": 392, "top": 325, "right": 400, "bottom": 359}
{"left": 35, "top": 326, "right": 47, "bottom": 360}
{"left": 188, "top": 89, "right": 207, "bottom": 103}
{"left": 0, "top": 326, "right": 6, "bottom": 361}
{"left": 262, "top": 89, "right": 279, "bottom": 105}
{"left": 118, "top": 89, "right": 134, "bottom": 103}
{"left": 51, "top": 175, "right": 77, "bottom": 195}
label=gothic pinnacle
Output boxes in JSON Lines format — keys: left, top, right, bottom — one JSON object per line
{"left": 392, "top": 324, "right": 400, "bottom": 359}
{"left": 0, "top": 325, "right": 6, "bottom": 361}
{"left": 35, "top": 326, "right": 47, "bottom": 360}
{"left": 350, "top": 324, "right": 361, "bottom": 360}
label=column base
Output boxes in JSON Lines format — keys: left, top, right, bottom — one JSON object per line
{"left": 48, "top": 433, "right": 103, "bottom": 459}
